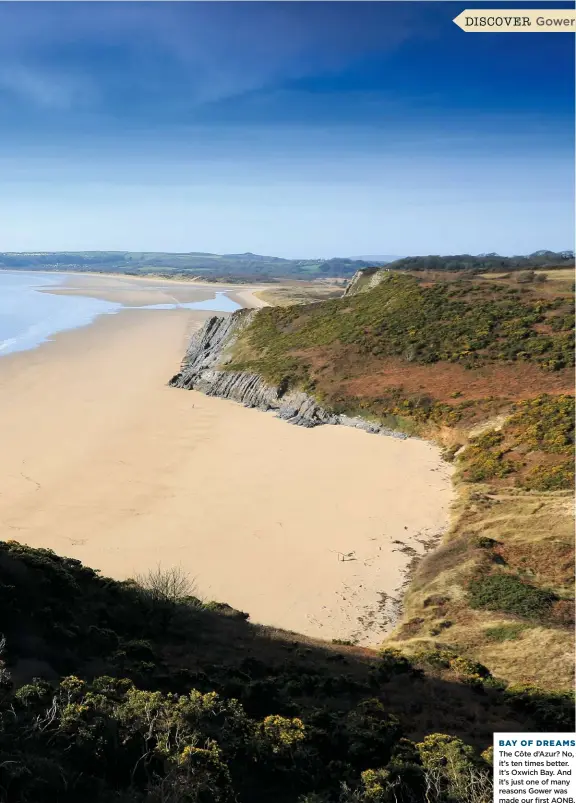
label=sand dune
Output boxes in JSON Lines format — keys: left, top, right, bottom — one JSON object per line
{"left": 0, "top": 275, "right": 453, "bottom": 644}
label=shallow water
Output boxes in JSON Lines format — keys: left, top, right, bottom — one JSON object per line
{"left": 0, "top": 272, "right": 241, "bottom": 357}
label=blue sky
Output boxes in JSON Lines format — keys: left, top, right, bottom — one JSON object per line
{"left": 0, "top": 1, "right": 573, "bottom": 258}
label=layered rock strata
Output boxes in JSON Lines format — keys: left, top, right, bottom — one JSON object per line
{"left": 169, "top": 311, "right": 407, "bottom": 438}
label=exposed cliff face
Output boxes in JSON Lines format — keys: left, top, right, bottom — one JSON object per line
{"left": 343, "top": 267, "right": 389, "bottom": 297}
{"left": 169, "top": 312, "right": 407, "bottom": 438}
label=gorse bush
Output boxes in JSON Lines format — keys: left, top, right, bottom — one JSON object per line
{"left": 459, "top": 431, "right": 512, "bottom": 482}
{"left": 2, "top": 675, "right": 307, "bottom": 802}
{"left": 508, "top": 394, "right": 575, "bottom": 453}
{"left": 0, "top": 668, "right": 496, "bottom": 803}
{"left": 415, "top": 734, "right": 492, "bottom": 803}
{"left": 521, "top": 461, "right": 575, "bottom": 491}
{"left": 458, "top": 394, "right": 575, "bottom": 489}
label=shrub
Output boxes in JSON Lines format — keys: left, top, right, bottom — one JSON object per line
{"left": 473, "top": 536, "right": 499, "bottom": 550}
{"left": 374, "top": 649, "right": 414, "bottom": 679}
{"left": 423, "top": 595, "right": 450, "bottom": 608}
{"left": 412, "top": 649, "right": 455, "bottom": 671}
{"left": 509, "top": 394, "right": 574, "bottom": 454}
{"left": 416, "top": 734, "right": 492, "bottom": 802}
{"left": 459, "top": 431, "right": 512, "bottom": 482}
{"left": 342, "top": 700, "right": 403, "bottom": 768}
{"left": 448, "top": 656, "right": 491, "bottom": 681}
{"left": 357, "top": 768, "right": 394, "bottom": 801}
{"left": 520, "top": 460, "right": 574, "bottom": 491}
{"left": 481, "top": 747, "right": 493, "bottom": 766}
{"left": 259, "top": 714, "right": 306, "bottom": 754}
{"left": 468, "top": 574, "right": 556, "bottom": 621}
{"left": 417, "top": 733, "right": 477, "bottom": 773}
{"left": 515, "top": 271, "right": 536, "bottom": 284}
{"left": 134, "top": 564, "right": 195, "bottom": 604}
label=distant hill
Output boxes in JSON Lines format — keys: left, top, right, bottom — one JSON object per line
{"left": 0, "top": 251, "right": 390, "bottom": 280}
{"left": 0, "top": 249, "right": 571, "bottom": 281}
{"left": 349, "top": 254, "right": 401, "bottom": 262}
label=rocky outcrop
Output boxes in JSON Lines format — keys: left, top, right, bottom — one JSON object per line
{"left": 343, "top": 268, "right": 389, "bottom": 297}
{"left": 169, "top": 311, "right": 407, "bottom": 439}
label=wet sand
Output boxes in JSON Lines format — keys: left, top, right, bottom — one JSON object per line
{"left": 0, "top": 275, "right": 453, "bottom": 644}
{"left": 37, "top": 271, "right": 269, "bottom": 308}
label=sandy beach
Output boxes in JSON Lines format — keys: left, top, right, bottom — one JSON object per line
{"left": 36, "top": 271, "right": 270, "bottom": 309}
{"left": 0, "top": 274, "right": 453, "bottom": 644}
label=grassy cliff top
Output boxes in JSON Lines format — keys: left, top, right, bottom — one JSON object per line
{"left": 226, "top": 272, "right": 574, "bottom": 429}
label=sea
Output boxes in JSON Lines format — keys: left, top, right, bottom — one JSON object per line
{"left": 0, "top": 271, "right": 241, "bottom": 357}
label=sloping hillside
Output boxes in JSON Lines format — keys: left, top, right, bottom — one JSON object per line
{"left": 0, "top": 540, "right": 573, "bottom": 803}
{"left": 181, "top": 269, "right": 575, "bottom": 689}
{"left": 224, "top": 272, "right": 573, "bottom": 420}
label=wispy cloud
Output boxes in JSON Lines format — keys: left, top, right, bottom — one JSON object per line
{"left": 0, "top": 2, "right": 430, "bottom": 110}
{"left": 0, "top": 64, "right": 88, "bottom": 109}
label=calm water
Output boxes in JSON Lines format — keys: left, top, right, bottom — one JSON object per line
{"left": 0, "top": 272, "right": 241, "bottom": 357}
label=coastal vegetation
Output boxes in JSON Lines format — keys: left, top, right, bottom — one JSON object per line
{"left": 0, "top": 540, "right": 572, "bottom": 803}
{"left": 458, "top": 394, "right": 574, "bottom": 490}
{"left": 225, "top": 272, "right": 574, "bottom": 429}
{"left": 219, "top": 268, "right": 575, "bottom": 690}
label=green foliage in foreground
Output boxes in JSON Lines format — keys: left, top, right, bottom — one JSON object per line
{"left": 0, "top": 668, "right": 496, "bottom": 803}
{"left": 1, "top": 541, "right": 573, "bottom": 802}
